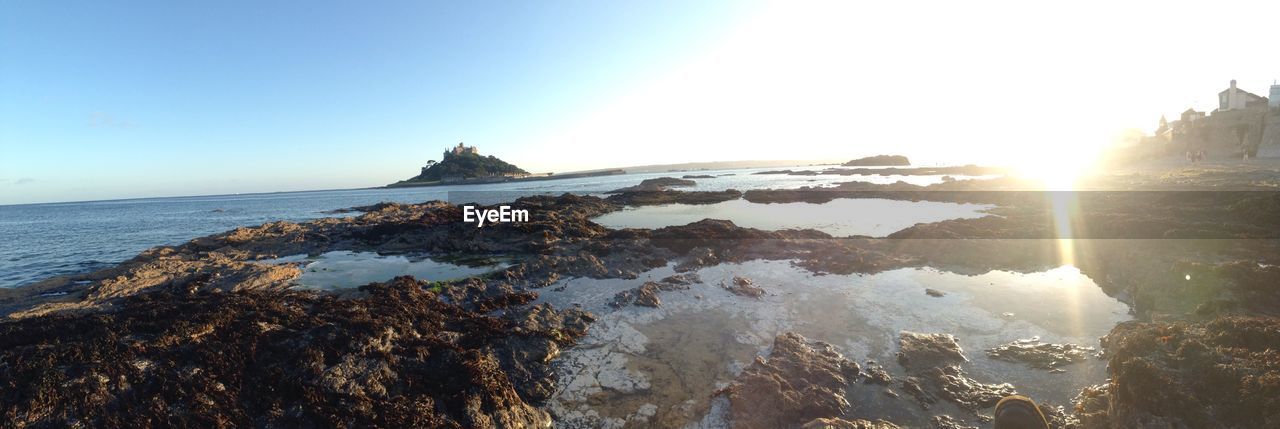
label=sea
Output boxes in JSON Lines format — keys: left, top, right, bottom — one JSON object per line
{"left": 0, "top": 166, "right": 981, "bottom": 289}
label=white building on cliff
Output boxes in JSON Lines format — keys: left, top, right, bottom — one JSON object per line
{"left": 1218, "top": 79, "right": 1269, "bottom": 111}
{"left": 1270, "top": 81, "right": 1279, "bottom": 108}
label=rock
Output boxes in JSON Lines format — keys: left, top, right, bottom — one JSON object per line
{"left": 1077, "top": 317, "right": 1280, "bottom": 428}
{"left": 897, "top": 332, "right": 966, "bottom": 371}
{"left": 925, "top": 288, "right": 946, "bottom": 297}
{"left": 801, "top": 417, "right": 902, "bottom": 428}
{"left": 0, "top": 276, "right": 588, "bottom": 428}
{"left": 985, "top": 337, "right": 1094, "bottom": 370}
{"left": 931, "top": 415, "right": 977, "bottom": 429}
{"left": 843, "top": 155, "right": 911, "bottom": 167}
{"left": 605, "top": 189, "right": 741, "bottom": 206}
{"left": 723, "top": 276, "right": 766, "bottom": 298}
{"left": 610, "top": 282, "right": 662, "bottom": 308}
{"left": 896, "top": 332, "right": 1015, "bottom": 412}
{"left": 862, "top": 361, "right": 893, "bottom": 385}
{"left": 683, "top": 174, "right": 716, "bottom": 179}
{"left": 659, "top": 273, "right": 702, "bottom": 286}
{"left": 723, "top": 332, "right": 861, "bottom": 429}
{"left": 609, "top": 280, "right": 692, "bottom": 308}
{"left": 607, "top": 177, "right": 697, "bottom": 193}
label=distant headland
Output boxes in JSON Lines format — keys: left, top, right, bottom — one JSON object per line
{"left": 385, "top": 143, "right": 624, "bottom": 188}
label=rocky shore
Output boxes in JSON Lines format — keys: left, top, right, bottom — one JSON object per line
{"left": 3, "top": 165, "right": 1280, "bottom": 427}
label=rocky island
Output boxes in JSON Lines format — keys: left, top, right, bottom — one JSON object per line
{"left": 843, "top": 154, "right": 911, "bottom": 166}
{"left": 387, "top": 143, "right": 624, "bottom": 188}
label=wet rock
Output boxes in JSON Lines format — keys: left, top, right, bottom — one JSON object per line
{"left": 1071, "top": 384, "right": 1110, "bottom": 428}
{"left": 675, "top": 247, "right": 723, "bottom": 272}
{"left": 0, "top": 276, "right": 588, "bottom": 428}
{"left": 802, "top": 417, "right": 902, "bottom": 428}
{"left": 683, "top": 174, "right": 717, "bottom": 179}
{"left": 931, "top": 415, "right": 977, "bottom": 429}
{"left": 862, "top": 361, "right": 893, "bottom": 385}
{"left": 927, "top": 365, "right": 1014, "bottom": 411}
{"left": 605, "top": 189, "right": 741, "bottom": 206}
{"left": 897, "top": 332, "right": 966, "bottom": 371}
{"left": 896, "top": 332, "right": 1015, "bottom": 412}
{"left": 985, "top": 337, "right": 1094, "bottom": 370}
{"left": 901, "top": 376, "right": 936, "bottom": 407}
{"left": 1077, "top": 317, "right": 1280, "bottom": 428}
{"left": 607, "top": 177, "right": 697, "bottom": 193}
{"left": 925, "top": 288, "right": 946, "bottom": 297}
{"left": 723, "top": 276, "right": 766, "bottom": 298}
{"left": 723, "top": 332, "right": 861, "bottom": 429}
{"left": 659, "top": 273, "right": 702, "bottom": 286}
{"left": 610, "top": 282, "right": 662, "bottom": 308}
{"left": 608, "top": 280, "right": 692, "bottom": 308}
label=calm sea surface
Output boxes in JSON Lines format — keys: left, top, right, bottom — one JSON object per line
{"left": 0, "top": 167, "right": 975, "bottom": 288}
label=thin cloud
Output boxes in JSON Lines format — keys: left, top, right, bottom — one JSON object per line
{"left": 14, "top": 178, "right": 35, "bottom": 185}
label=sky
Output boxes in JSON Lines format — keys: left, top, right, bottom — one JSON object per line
{"left": 1, "top": 0, "right": 1278, "bottom": 205}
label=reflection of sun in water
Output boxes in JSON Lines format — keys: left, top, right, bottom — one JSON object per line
{"left": 1016, "top": 154, "right": 1096, "bottom": 339}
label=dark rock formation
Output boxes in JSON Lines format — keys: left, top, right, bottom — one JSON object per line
{"left": 985, "top": 337, "right": 1094, "bottom": 370}
{"left": 723, "top": 275, "right": 766, "bottom": 298}
{"left": 0, "top": 276, "right": 590, "bottom": 428}
{"left": 607, "top": 177, "right": 697, "bottom": 193}
{"left": 683, "top": 174, "right": 716, "bottom": 179}
{"left": 1078, "top": 317, "right": 1280, "bottom": 428}
{"left": 723, "top": 332, "right": 861, "bottom": 429}
{"left": 862, "top": 361, "right": 893, "bottom": 385}
{"left": 843, "top": 155, "right": 911, "bottom": 166}
{"left": 896, "top": 332, "right": 1014, "bottom": 411}
{"left": 605, "top": 189, "right": 741, "bottom": 205}
{"left": 802, "top": 417, "right": 901, "bottom": 428}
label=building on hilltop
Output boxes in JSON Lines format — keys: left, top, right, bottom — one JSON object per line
{"left": 1180, "top": 108, "right": 1205, "bottom": 123}
{"left": 1140, "top": 80, "right": 1275, "bottom": 160}
{"left": 1270, "top": 81, "right": 1279, "bottom": 108}
{"left": 450, "top": 142, "right": 479, "bottom": 156}
{"left": 1218, "top": 79, "right": 1269, "bottom": 112}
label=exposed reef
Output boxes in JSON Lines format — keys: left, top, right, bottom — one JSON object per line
{"left": 604, "top": 189, "right": 742, "bottom": 206}
{"left": 721, "top": 332, "right": 862, "bottom": 429}
{"left": 606, "top": 176, "right": 697, "bottom": 193}
{"left": 3, "top": 167, "right": 1280, "bottom": 427}
{"left": 0, "top": 276, "right": 591, "bottom": 428}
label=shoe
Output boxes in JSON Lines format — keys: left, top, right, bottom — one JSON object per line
{"left": 993, "top": 395, "right": 1050, "bottom": 429}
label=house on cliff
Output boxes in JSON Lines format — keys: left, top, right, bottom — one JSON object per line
{"left": 1270, "top": 82, "right": 1279, "bottom": 108}
{"left": 1142, "top": 80, "right": 1276, "bottom": 157}
{"left": 1218, "top": 79, "right": 1269, "bottom": 112}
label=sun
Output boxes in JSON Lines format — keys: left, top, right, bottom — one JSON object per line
{"left": 1012, "top": 150, "right": 1099, "bottom": 191}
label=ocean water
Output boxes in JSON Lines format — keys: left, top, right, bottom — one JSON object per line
{"left": 0, "top": 167, "right": 985, "bottom": 288}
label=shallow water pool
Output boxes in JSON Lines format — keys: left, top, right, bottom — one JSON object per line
{"left": 536, "top": 261, "right": 1131, "bottom": 428}
{"left": 591, "top": 198, "right": 992, "bottom": 237}
{"left": 259, "top": 251, "right": 507, "bottom": 290}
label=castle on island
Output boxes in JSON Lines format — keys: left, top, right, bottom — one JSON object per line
{"left": 450, "top": 142, "right": 479, "bottom": 156}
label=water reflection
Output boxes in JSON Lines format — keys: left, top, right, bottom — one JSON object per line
{"left": 592, "top": 198, "right": 992, "bottom": 237}
{"left": 537, "top": 260, "right": 1131, "bottom": 427}
{"left": 259, "top": 250, "right": 506, "bottom": 290}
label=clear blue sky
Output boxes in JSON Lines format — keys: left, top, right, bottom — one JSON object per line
{"left": 0, "top": 0, "right": 759, "bottom": 204}
{"left": 3, "top": 1, "right": 1278, "bottom": 205}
